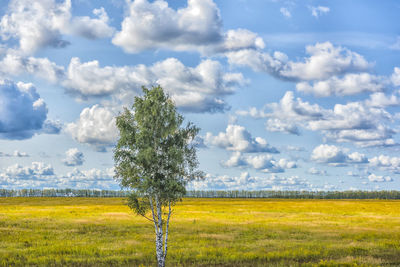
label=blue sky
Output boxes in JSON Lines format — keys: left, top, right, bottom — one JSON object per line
{"left": 1, "top": 0, "right": 400, "bottom": 191}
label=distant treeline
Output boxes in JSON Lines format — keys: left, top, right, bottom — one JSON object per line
{"left": 0, "top": 189, "right": 131, "bottom": 198}
{"left": 185, "top": 190, "right": 400, "bottom": 199}
{"left": 0, "top": 189, "right": 400, "bottom": 199}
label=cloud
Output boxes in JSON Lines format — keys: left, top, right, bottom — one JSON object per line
{"left": 267, "top": 91, "right": 325, "bottom": 120}
{"left": 0, "top": 150, "right": 29, "bottom": 157}
{"left": 188, "top": 172, "right": 313, "bottom": 191}
{"left": 0, "top": 53, "right": 65, "bottom": 83}
{"left": 242, "top": 91, "right": 323, "bottom": 135}
{"left": 347, "top": 171, "right": 361, "bottom": 177}
{"left": 64, "top": 167, "right": 114, "bottom": 181}
{"left": 280, "top": 7, "right": 291, "bottom": 18}
{"left": 69, "top": 7, "right": 114, "bottom": 40}
{"left": 205, "top": 124, "right": 279, "bottom": 153}
{"left": 66, "top": 104, "right": 119, "bottom": 151}
{"left": 12, "top": 150, "right": 29, "bottom": 157}
{"left": 369, "top": 155, "right": 400, "bottom": 173}
{"left": 280, "top": 42, "right": 370, "bottom": 80}
{"left": 0, "top": 79, "right": 58, "bottom": 140}
{"left": 309, "top": 6, "right": 330, "bottom": 18}
{"left": 391, "top": 67, "right": 400, "bottom": 86}
{"left": 348, "top": 152, "right": 369, "bottom": 163}
{"left": 222, "top": 152, "right": 247, "bottom": 168}
{"left": 42, "top": 120, "right": 62, "bottom": 135}
{"left": 0, "top": 0, "right": 70, "bottom": 54}
{"left": 112, "top": 0, "right": 264, "bottom": 55}
{"left": 1, "top": 162, "right": 54, "bottom": 179}
{"left": 226, "top": 49, "right": 288, "bottom": 78}
{"left": 296, "top": 73, "right": 386, "bottom": 97}
{"left": 62, "top": 148, "right": 84, "bottom": 166}
{"left": 308, "top": 167, "right": 327, "bottom": 175}
{"left": 266, "top": 118, "right": 300, "bottom": 135}
{"left": 222, "top": 152, "right": 296, "bottom": 173}
{"left": 1, "top": 53, "right": 245, "bottom": 114}
{"left": 286, "top": 145, "right": 305, "bottom": 152}
{"left": 365, "top": 92, "right": 400, "bottom": 108}
{"left": 311, "top": 144, "right": 348, "bottom": 165}
{"left": 227, "top": 42, "right": 371, "bottom": 81}
{"left": 308, "top": 102, "right": 394, "bottom": 147}
{"left": 220, "top": 29, "right": 265, "bottom": 53}
{"left": 367, "top": 173, "right": 392, "bottom": 183}
{"left": 0, "top": 0, "right": 114, "bottom": 54}
{"left": 0, "top": 164, "right": 118, "bottom": 189}
{"left": 236, "top": 106, "right": 269, "bottom": 118}
{"left": 238, "top": 91, "right": 396, "bottom": 147}
{"left": 59, "top": 167, "right": 117, "bottom": 189}
{"left": 63, "top": 57, "right": 245, "bottom": 113}
{"left": 112, "top": 0, "right": 221, "bottom": 53}
{"left": 311, "top": 144, "right": 367, "bottom": 165}
{"left": 237, "top": 91, "right": 324, "bottom": 136}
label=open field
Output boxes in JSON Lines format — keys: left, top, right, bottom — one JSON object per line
{"left": 0, "top": 198, "right": 399, "bottom": 266}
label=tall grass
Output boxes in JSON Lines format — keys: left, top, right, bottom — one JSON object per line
{"left": 0, "top": 197, "right": 399, "bottom": 266}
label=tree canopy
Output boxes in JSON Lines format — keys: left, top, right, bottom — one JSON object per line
{"left": 113, "top": 85, "right": 203, "bottom": 267}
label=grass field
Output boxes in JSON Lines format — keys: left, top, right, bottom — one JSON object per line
{"left": 0, "top": 198, "right": 399, "bottom": 266}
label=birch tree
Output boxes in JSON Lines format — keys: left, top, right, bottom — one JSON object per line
{"left": 114, "top": 85, "right": 203, "bottom": 267}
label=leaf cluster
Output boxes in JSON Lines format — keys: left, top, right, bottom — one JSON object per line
{"left": 114, "top": 85, "right": 204, "bottom": 211}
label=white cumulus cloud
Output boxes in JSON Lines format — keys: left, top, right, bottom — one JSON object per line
{"left": 1, "top": 162, "right": 54, "bottom": 179}
{"left": 0, "top": 79, "right": 59, "bottom": 139}
{"left": 391, "top": 67, "right": 400, "bottom": 86}
{"left": 296, "top": 73, "right": 386, "bottom": 97}
{"left": 0, "top": 0, "right": 114, "bottom": 54}
{"left": 188, "top": 172, "right": 313, "bottom": 191}
{"left": 238, "top": 91, "right": 396, "bottom": 147}
{"left": 367, "top": 173, "right": 392, "bottom": 182}
{"left": 112, "top": 0, "right": 263, "bottom": 54}
{"left": 222, "top": 152, "right": 296, "bottom": 173}
{"left": 62, "top": 148, "right": 84, "bottom": 166}
{"left": 0, "top": 53, "right": 65, "bottom": 83}
{"left": 227, "top": 42, "right": 370, "bottom": 81}
{"left": 281, "top": 42, "right": 370, "bottom": 81}
{"left": 63, "top": 57, "right": 245, "bottom": 113}
{"left": 66, "top": 105, "right": 119, "bottom": 151}
{"left": 369, "top": 155, "right": 400, "bottom": 173}
{"left": 205, "top": 124, "right": 279, "bottom": 153}
{"left": 311, "top": 144, "right": 367, "bottom": 165}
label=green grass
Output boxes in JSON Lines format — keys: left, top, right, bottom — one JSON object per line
{"left": 0, "top": 198, "right": 399, "bottom": 266}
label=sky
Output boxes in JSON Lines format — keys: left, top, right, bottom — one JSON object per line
{"left": 1, "top": 0, "right": 400, "bottom": 191}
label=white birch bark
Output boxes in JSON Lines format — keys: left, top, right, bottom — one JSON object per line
{"left": 155, "top": 195, "right": 165, "bottom": 267}
{"left": 149, "top": 194, "right": 172, "bottom": 267}
{"left": 150, "top": 196, "right": 163, "bottom": 267}
{"left": 163, "top": 200, "right": 172, "bottom": 263}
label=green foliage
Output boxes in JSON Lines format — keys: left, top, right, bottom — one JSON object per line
{"left": 127, "top": 192, "right": 150, "bottom": 217}
{"left": 114, "top": 85, "right": 203, "bottom": 212}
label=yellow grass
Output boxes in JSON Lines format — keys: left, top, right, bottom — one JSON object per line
{"left": 0, "top": 197, "right": 399, "bottom": 266}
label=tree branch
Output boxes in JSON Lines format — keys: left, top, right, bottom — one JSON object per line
{"left": 139, "top": 213, "right": 155, "bottom": 223}
{"left": 149, "top": 196, "right": 158, "bottom": 235}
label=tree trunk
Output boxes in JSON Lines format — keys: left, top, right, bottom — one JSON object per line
{"left": 156, "top": 231, "right": 165, "bottom": 267}
{"left": 150, "top": 196, "right": 172, "bottom": 267}
{"left": 155, "top": 195, "right": 165, "bottom": 267}
{"left": 163, "top": 200, "right": 172, "bottom": 264}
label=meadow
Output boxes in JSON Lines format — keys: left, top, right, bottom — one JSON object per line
{"left": 0, "top": 197, "right": 399, "bottom": 266}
